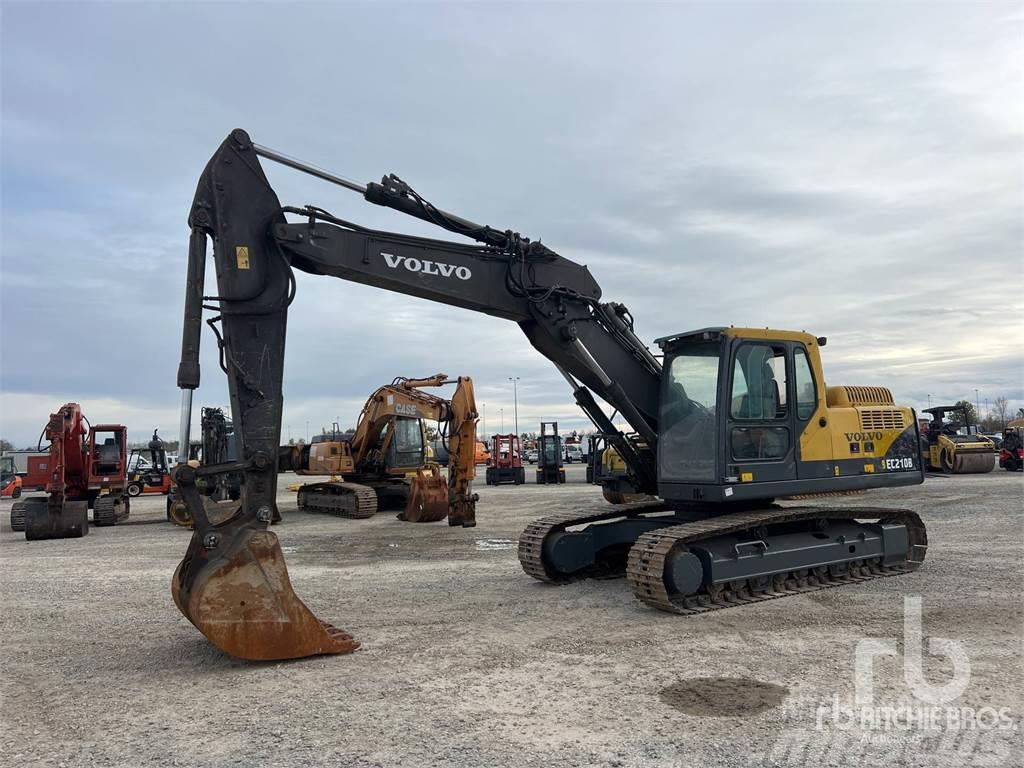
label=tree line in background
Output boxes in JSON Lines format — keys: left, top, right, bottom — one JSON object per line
{"left": 949, "top": 397, "right": 1018, "bottom": 432}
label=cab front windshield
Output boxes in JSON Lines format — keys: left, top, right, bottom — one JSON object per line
{"left": 659, "top": 342, "right": 721, "bottom": 483}
{"left": 387, "top": 417, "right": 425, "bottom": 470}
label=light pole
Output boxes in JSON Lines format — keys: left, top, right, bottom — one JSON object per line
{"left": 927, "top": 394, "right": 931, "bottom": 408}
{"left": 305, "top": 421, "right": 309, "bottom": 443}
{"left": 508, "top": 376, "right": 520, "bottom": 436}
{"left": 500, "top": 407, "right": 504, "bottom": 432}
{"left": 974, "top": 389, "right": 980, "bottom": 423}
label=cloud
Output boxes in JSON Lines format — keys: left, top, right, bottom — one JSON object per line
{"left": 2, "top": 2, "right": 1022, "bottom": 447}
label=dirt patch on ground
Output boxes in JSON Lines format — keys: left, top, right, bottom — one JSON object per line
{"left": 659, "top": 677, "right": 788, "bottom": 717}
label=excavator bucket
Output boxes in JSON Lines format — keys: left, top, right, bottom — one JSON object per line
{"left": 24, "top": 499, "right": 89, "bottom": 540}
{"left": 172, "top": 526, "right": 359, "bottom": 660}
{"left": 401, "top": 466, "right": 449, "bottom": 523}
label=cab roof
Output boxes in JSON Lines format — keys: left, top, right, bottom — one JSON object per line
{"left": 654, "top": 327, "right": 824, "bottom": 350}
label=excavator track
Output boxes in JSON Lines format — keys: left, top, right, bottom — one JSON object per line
{"left": 10, "top": 499, "right": 30, "bottom": 532}
{"left": 297, "top": 482, "right": 378, "bottom": 519}
{"left": 93, "top": 496, "right": 129, "bottom": 527}
{"left": 518, "top": 501, "right": 673, "bottom": 582}
{"left": 626, "top": 506, "right": 926, "bottom": 614}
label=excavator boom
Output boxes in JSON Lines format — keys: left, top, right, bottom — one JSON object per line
{"left": 173, "top": 130, "right": 658, "bottom": 659}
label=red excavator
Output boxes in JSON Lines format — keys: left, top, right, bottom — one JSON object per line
{"left": 10, "top": 403, "right": 130, "bottom": 538}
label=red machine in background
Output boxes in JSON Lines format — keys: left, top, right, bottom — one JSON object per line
{"left": 485, "top": 434, "right": 525, "bottom": 485}
{"left": 999, "top": 427, "right": 1023, "bottom": 472}
{"left": 10, "top": 403, "right": 131, "bottom": 539}
{"left": 1, "top": 456, "right": 22, "bottom": 498}
{"left": 22, "top": 456, "right": 51, "bottom": 492}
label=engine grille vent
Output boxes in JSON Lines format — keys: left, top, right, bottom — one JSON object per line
{"left": 859, "top": 408, "right": 906, "bottom": 431}
{"left": 842, "top": 386, "right": 894, "bottom": 406}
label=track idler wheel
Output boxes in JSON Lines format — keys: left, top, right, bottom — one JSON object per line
{"left": 172, "top": 526, "right": 359, "bottom": 661}
{"left": 25, "top": 499, "right": 89, "bottom": 540}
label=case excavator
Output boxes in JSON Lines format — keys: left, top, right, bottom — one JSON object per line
{"left": 171, "top": 130, "right": 927, "bottom": 660}
{"left": 282, "top": 374, "right": 478, "bottom": 523}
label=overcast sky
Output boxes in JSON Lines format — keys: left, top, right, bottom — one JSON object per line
{"left": 1, "top": 2, "right": 1021, "bottom": 448}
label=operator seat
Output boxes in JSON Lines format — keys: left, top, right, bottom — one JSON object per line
{"left": 95, "top": 438, "right": 121, "bottom": 473}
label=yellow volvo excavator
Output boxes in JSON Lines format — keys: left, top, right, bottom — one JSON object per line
{"left": 170, "top": 131, "right": 927, "bottom": 661}
{"left": 281, "top": 374, "right": 479, "bottom": 524}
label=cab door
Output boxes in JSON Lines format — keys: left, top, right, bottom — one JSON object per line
{"left": 724, "top": 341, "right": 797, "bottom": 484}
{"left": 792, "top": 343, "right": 834, "bottom": 479}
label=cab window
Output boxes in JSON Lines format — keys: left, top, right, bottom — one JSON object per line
{"left": 730, "top": 345, "right": 787, "bottom": 420}
{"left": 794, "top": 347, "right": 816, "bottom": 421}
{"left": 387, "top": 417, "right": 424, "bottom": 468}
{"left": 658, "top": 343, "right": 720, "bottom": 483}
{"left": 392, "top": 417, "right": 423, "bottom": 454}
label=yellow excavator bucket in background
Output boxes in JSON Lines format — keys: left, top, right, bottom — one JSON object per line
{"left": 401, "top": 466, "right": 449, "bottom": 522}
{"left": 172, "top": 525, "right": 359, "bottom": 661}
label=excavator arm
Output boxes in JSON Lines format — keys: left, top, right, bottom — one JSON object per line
{"left": 173, "top": 129, "right": 661, "bottom": 660}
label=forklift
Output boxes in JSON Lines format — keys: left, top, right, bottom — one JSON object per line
{"left": 126, "top": 430, "right": 172, "bottom": 496}
{"left": 1, "top": 455, "right": 22, "bottom": 498}
{"left": 535, "top": 422, "right": 566, "bottom": 484}
{"left": 485, "top": 434, "right": 525, "bottom": 485}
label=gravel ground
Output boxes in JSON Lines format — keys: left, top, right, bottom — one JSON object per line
{"left": 1, "top": 466, "right": 1021, "bottom": 767}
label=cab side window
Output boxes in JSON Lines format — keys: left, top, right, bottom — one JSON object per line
{"left": 730, "top": 345, "right": 788, "bottom": 420}
{"left": 794, "top": 347, "right": 817, "bottom": 421}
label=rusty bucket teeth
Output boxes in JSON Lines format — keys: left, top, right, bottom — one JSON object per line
{"left": 172, "top": 527, "right": 359, "bottom": 660}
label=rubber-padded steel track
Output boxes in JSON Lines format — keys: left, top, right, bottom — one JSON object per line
{"left": 517, "top": 501, "right": 672, "bottom": 582}
{"left": 626, "top": 506, "right": 926, "bottom": 614}
{"left": 297, "top": 482, "right": 378, "bottom": 519}
{"left": 518, "top": 504, "right": 927, "bottom": 616}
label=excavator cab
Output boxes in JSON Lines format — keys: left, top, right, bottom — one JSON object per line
{"left": 654, "top": 328, "right": 924, "bottom": 503}
{"left": 382, "top": 416, "right": 426, "bottom": 472}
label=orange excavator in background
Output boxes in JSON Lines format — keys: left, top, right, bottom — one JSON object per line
{"left": 282, "top": 374, "right": 479, "bottom": 524}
